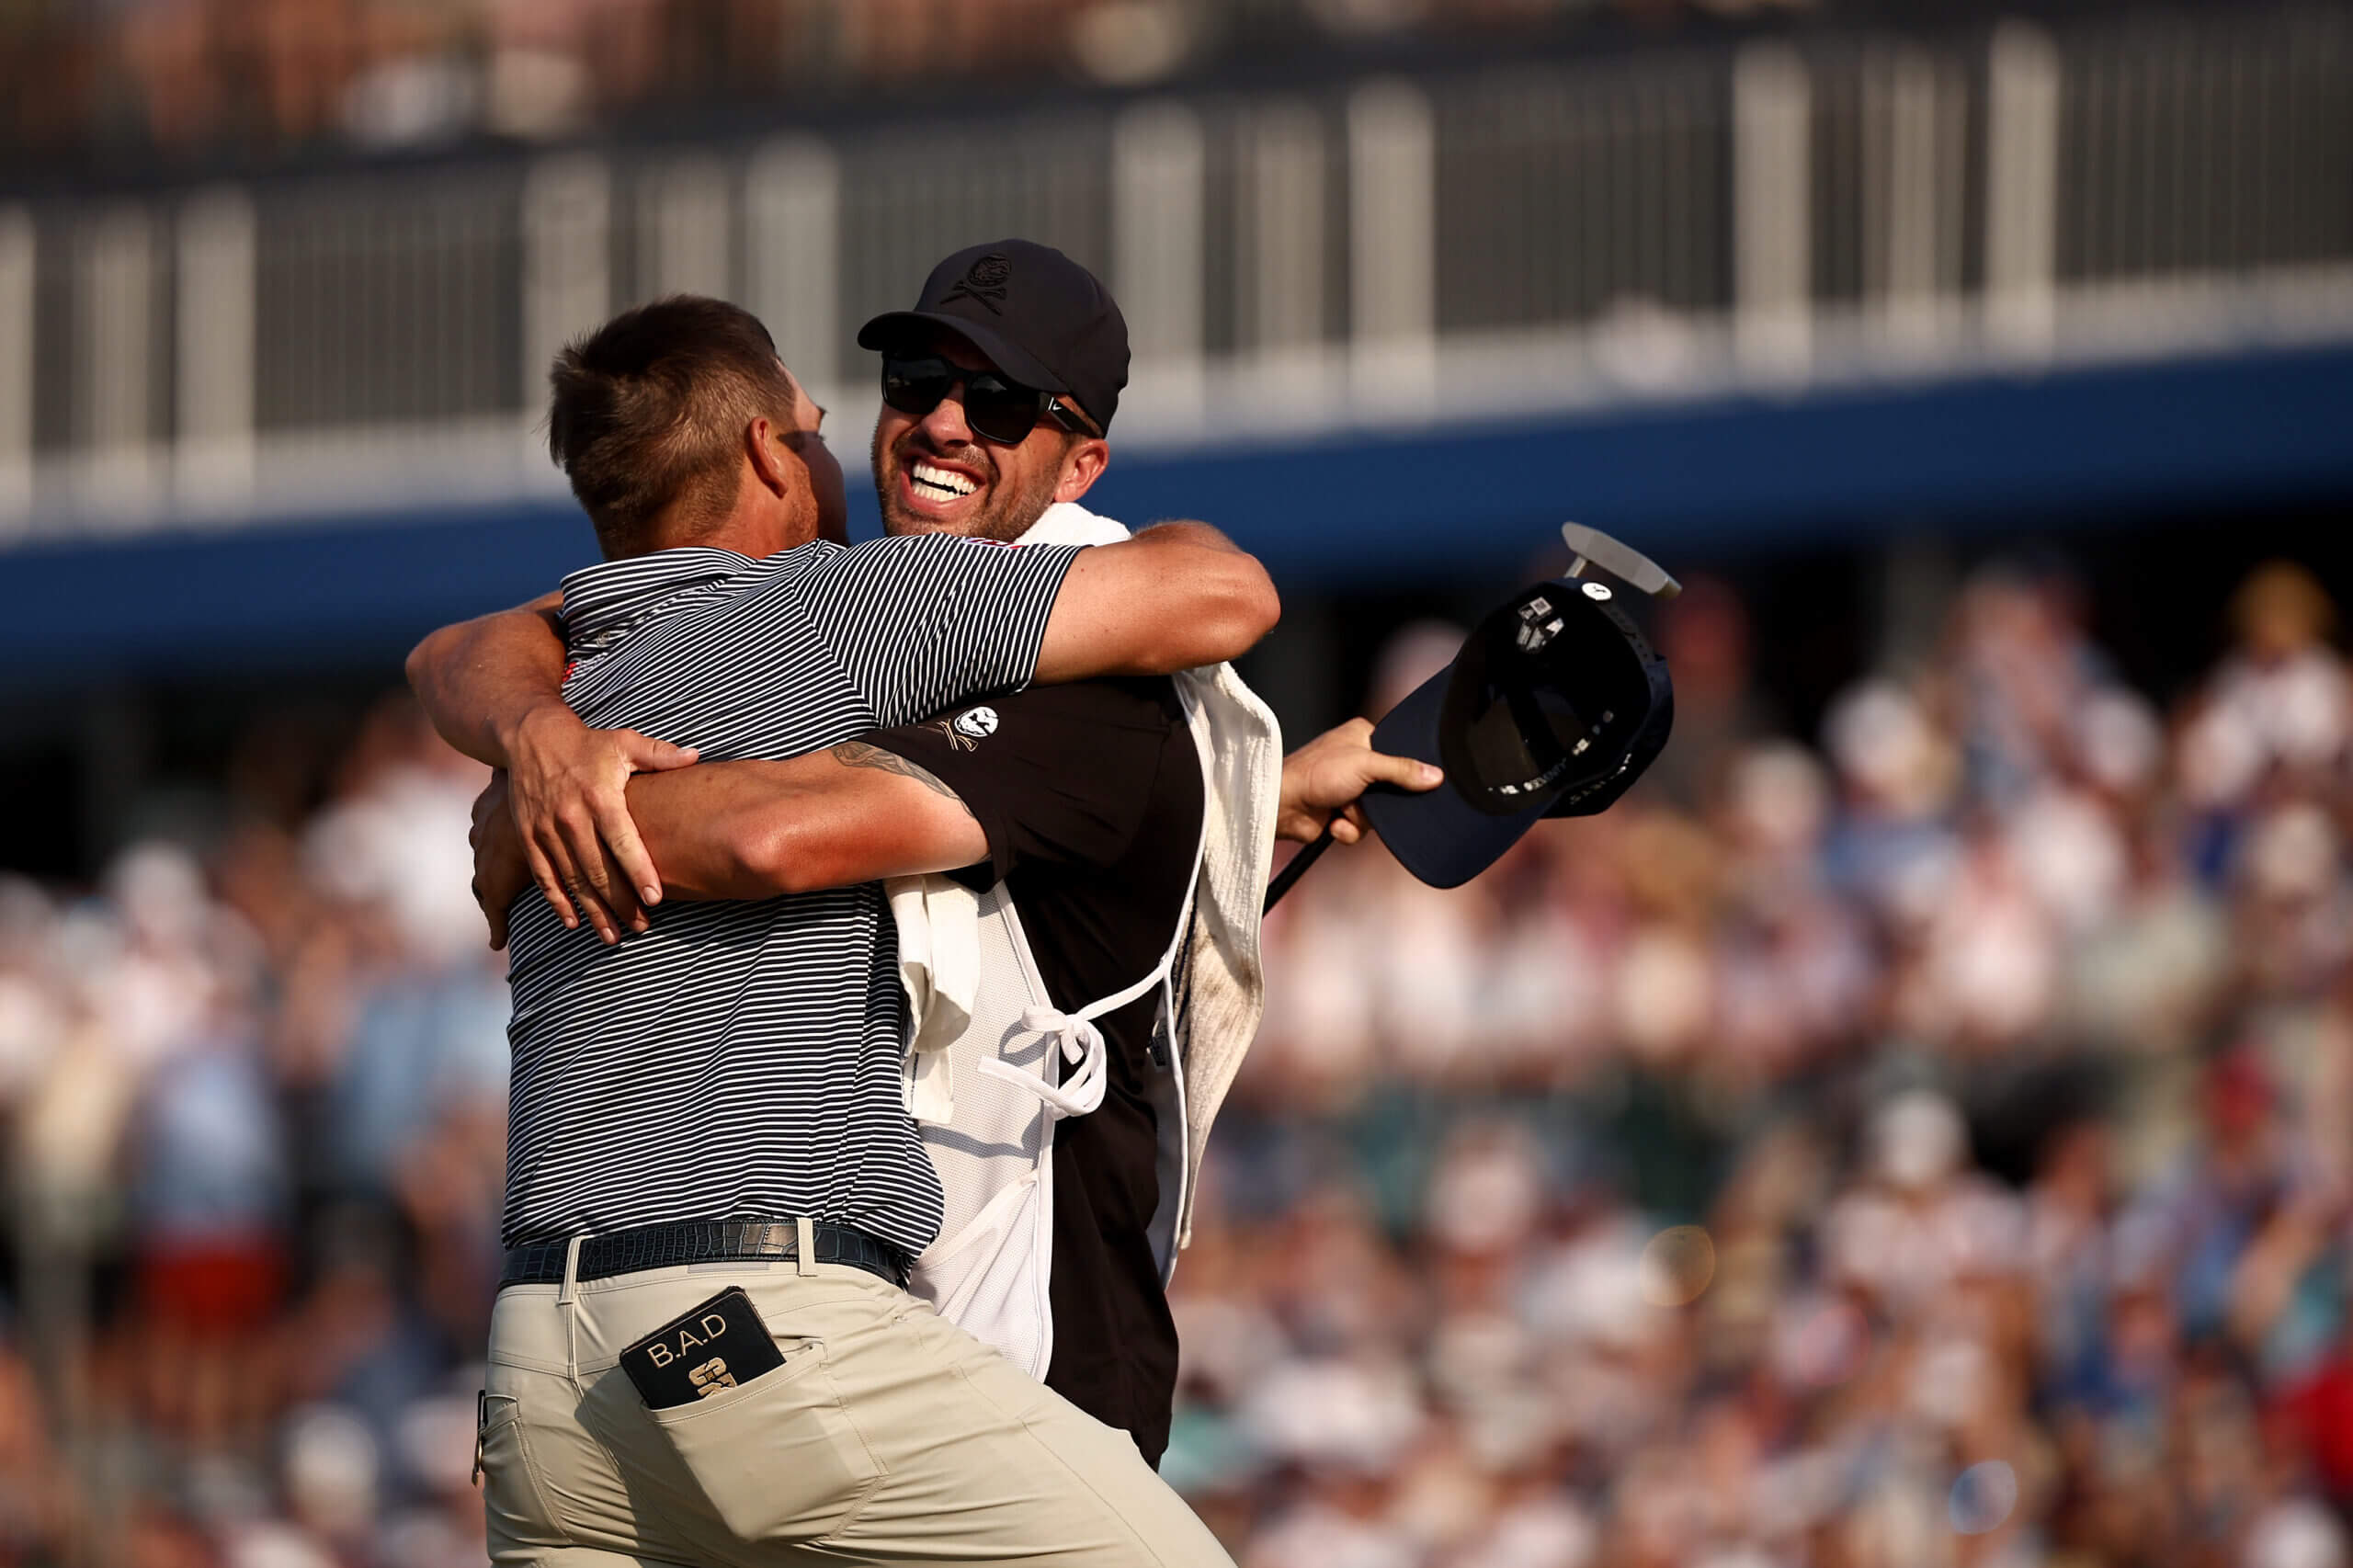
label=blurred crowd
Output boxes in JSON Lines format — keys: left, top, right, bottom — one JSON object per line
{"left": 1208, "top": 558, "right": 2353, "bottom": 1567}
{"left": 0, "top": 553, "right": 2346, "bottom": 1568}
{"left": 0, "top": 696, "right": 503, "bottom": 1568}
{"left": 0, "top": 0, "right": 1842, "bottom": 167}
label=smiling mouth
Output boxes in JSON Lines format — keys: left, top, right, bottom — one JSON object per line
{"left": 908, "top": 460, "right": 979, "bottom": 502}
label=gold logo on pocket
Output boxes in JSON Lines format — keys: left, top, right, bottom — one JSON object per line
{"left": 688, "top": 1358, "right": 735, "bottom": 1397}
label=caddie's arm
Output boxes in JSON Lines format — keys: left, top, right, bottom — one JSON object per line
{"left": 1033, "top": 520, "right": 1279, "bottom": 679}
{"left": 422, "top": 522, "right": 1278, "bottom": 943}
{"left": 406, "top": 589, "right": 567, "bottom": 767}
{"left": 408, "top": 522, "right": 1273, "bottom": 768}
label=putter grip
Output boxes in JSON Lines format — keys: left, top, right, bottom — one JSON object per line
{"left": 1262, "top": 826, "right": 1336, "bottom": 913}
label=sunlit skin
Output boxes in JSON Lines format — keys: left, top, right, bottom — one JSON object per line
{"left": 870, "top": 330, "right": 1109, "bottom": 542}
{"left": 766, "top": 363, "right": 847, "bottom": 548}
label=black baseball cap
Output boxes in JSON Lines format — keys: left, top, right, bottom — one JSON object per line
{"left": 857, "top": 239, "right": 1130, "bottom": 433}
{"left": 1359, "top": 578, "right": 1675, "bottom": 889}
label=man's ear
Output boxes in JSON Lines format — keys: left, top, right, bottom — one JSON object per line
{"left": 1052, "top": 437, "right": 1110, "bottom": 504}
{"left": 745, "top": 416, "right": 792, "bottom": 497}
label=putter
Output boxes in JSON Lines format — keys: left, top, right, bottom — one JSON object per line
{"left": 1560, "top": 522, "right": 1682, "bottom": 599}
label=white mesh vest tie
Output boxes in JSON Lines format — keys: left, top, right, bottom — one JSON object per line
{"left": 978, "top": 962, "right": 1175, "bottom": 1120}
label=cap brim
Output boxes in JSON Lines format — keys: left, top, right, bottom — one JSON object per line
{"left": 1359, "top": 667, "right": 1553, "bottom": 891}
{"left": 855, "top": 311, "right": 1069, "bottom": 395}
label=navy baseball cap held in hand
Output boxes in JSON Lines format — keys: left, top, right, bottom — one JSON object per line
{"left": 1361, "top": 546, "right": 1677, "bottom": 890}
{"left": 858, "top": 239, "right": 1131, "bottom": 433}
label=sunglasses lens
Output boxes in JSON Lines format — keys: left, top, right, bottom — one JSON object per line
{"left": 881, "top": 358, "right": 951, "bottom": 417}
{"left": 962, "top": 376, "right": 1045, "bottom": 445}
{"left": 881, "top": 357, "right": 1051, "bottom": 444}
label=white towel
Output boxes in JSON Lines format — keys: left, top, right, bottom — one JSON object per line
{"left": 894, "top": 874, "right": 978, "bottom": 1125}
{"left": 1165, "top": 655, "right": 1281, "bottom": 1248}
{"left": 887, "top": 502, "right": 1281, "bottom": 1248}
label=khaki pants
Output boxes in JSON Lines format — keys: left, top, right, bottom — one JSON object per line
{"left": 479, "top": 1254, "right": 1234, "bottom": 1567}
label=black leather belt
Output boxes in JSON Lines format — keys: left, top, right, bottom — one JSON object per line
{"left": 500, "top": 1218, "right": 912, "bottom": 1291}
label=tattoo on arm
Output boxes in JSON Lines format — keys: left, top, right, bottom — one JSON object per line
{"left": 829, "top": 742, "right": 972, "bottom": 812}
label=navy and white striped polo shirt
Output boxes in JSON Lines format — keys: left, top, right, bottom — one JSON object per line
{"left": 498, "top": 532, "right": 1079, "bottom": 1253}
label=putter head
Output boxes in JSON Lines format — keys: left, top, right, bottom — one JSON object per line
{"left": 1560, "top": 523, "right": 1682, "bottom": 600}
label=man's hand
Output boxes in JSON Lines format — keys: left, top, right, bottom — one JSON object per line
{"left": 1277, "top": 718, "right": 1443, "bottom": 844}
{"left": 471, "top": 773, "right": 534, "bottom": 950}
{"left": 504, "top": 704, "right": 699, "bottom": 943}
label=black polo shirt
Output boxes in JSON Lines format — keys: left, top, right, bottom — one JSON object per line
{"left": 866, "top": 677, "right": 1202, "bottom": 1467}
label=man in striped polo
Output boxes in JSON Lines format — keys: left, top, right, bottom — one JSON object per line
{"left": 405, "top": 294, "right": 1270, "bottom": 1564}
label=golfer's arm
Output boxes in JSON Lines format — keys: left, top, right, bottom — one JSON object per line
{"left": 625, "top": 745, "right": 986, "bottom": 900}
{"left": 1034, "top": 521, "right": 1279, "bottom": 680}
{"left": 405, "top": 593, "right": 570, "bottom": 767}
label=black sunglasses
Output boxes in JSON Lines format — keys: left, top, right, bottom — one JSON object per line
{"left": 880, "top": 356, "right": 1097, "bottom": 445}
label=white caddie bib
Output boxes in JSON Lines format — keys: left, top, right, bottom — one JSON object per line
{"left": 887, "top": 503, "right": 1282, "bottom": 1376}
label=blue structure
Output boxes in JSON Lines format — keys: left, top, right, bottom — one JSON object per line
{"left": 5, "top": 341, "right": 2348, "bottom": 687}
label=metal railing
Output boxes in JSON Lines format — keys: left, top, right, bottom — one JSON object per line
{"left": 3, "top": 4, "right": 2349, "bottom": 540}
